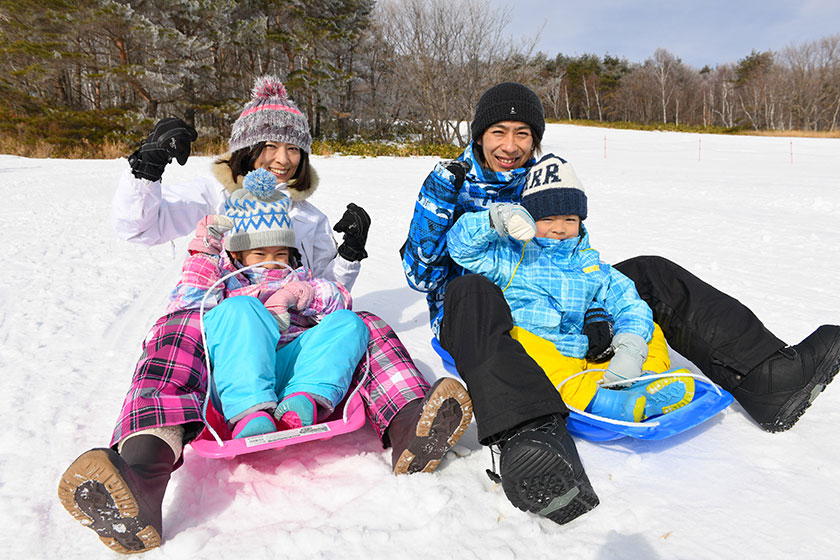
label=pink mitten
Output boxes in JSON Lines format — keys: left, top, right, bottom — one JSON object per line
{"left": 280, "top": 281, "right": 315, "bottom": 312}
{"left": 265, "top": 288, "right": 298, "bottom": 316}
{"left": 187, "top": 215, "right": 234, "bottom": 255}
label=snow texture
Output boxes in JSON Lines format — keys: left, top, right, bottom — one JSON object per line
{"left": 1, "top": 124, "right": 838, "bottom": 559}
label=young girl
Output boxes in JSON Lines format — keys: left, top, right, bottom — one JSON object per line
{"left": 168, "top": 168, "right": 369, "bottom": 439}
{"left": 446, "top": 154, "right": 695, "bottom": 423}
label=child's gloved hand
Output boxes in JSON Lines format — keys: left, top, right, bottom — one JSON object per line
{"left": 264, "top": 282, "right": 315, "bottom": 330}
{"left": 187, "top": 215, "right": 234, "bottom": 255}
{"left": 488, "top": 203, "right": 536, "bottom": 241}
{"left": 602, "top": 332, "right": 648, "bottom": 385}
{"left": 583, "top": 307, "right": 615, "bottom": 361}
{"left": 280, "top": 281, "right": 315, "bottom": 311}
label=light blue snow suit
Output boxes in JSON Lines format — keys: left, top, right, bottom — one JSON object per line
{"left": 446, "top": 211, "right": 653, "bottom": 358}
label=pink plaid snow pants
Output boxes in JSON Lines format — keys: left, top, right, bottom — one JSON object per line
{"left": 110, "top": 309, "right": 430, "bottom": 448}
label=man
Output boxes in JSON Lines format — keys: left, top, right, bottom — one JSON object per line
{"left": 401, "top": 81, "right": 840, "bottom": 525}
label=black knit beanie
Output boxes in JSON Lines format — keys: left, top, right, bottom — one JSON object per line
{"left": 470, "top": 82, "right": 545, "bottom": 142}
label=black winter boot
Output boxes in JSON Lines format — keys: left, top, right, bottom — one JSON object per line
{"left": 497, "top": 414, "right": 599, "bottom": 525}
{"left": 389, "top": 377, "right": 473, "bottom": 474}
{"left": 733, "top": 324, "right": 840, "bottom": 432}
{"left": 57, "top": 435, "right": 175, "bottom": 554}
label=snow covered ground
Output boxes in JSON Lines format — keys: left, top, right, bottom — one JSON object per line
{"left": 1, "top": 124, "right": 838, "bottom": 559}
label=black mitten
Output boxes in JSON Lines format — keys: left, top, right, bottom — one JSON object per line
{"left": 333, "top": 203, "right": 371, "bottom": 261}
{"left": 583, "top": 307, "right": 615, "bottom": 362}
{"left": 128, "top": 117, "right": 198, "bottom": 181}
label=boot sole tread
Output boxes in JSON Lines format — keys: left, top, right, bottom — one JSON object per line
{"left": 57, "top": 449, "right": 160, "bottom": 554}
{"left": 766, "top": 328, "right": 840, "bottom": 432}
{"left": 394, "top": 378, "right": 473, "bottom": 475}
{"left": 500, "top": 439, "right": 599, "bottom": 525}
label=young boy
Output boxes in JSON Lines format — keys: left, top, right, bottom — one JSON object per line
{"left": 446, "top": 154, "right": 693, "bottom": 421}
{"left": 168, "top": 168, "right": 369, "bottom": 438}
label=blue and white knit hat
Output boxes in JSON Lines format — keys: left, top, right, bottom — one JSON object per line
{"left": 229, "top": 76, "right": 312, "bottom": 154}
{"left": 521, "top": 154, "right": 587, "bottom": 220}
{"left": 225, "top": 168, "right": 295, "bottom": 252}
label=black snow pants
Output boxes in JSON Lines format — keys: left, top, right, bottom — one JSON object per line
{"left": 614, "top": 255, "right": 785, "bottom": 391}
{"left": 439, "top": 274, "right": 568, "bottom": 445}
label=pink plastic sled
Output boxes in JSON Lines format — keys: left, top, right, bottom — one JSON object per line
{"left": 190, "top": 388, "right": 367, "bottom": 459}
{"left": 188, "top": 261, "right": 369, "bottom": 459}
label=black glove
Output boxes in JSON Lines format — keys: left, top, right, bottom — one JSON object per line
{"left": 583, "top": 307, "right": 615, "bottom": 362}
{"left": 128, "top": 117, "right": 197, "bottom": 181}
{"left": 333, "top": 203, "right": 371, "bottom": 261}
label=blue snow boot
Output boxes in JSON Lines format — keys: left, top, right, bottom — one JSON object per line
{"left": 625, "top": 371, "right": 696, "bottom": 419}
{"left": 273, "top": 392, "right": 317, "bottom": 430}
{"left": 232, "top": 411, "right": 277, "bottom": 439}
{"left": 587, "top": 388, "right": 646, "bottom": 422}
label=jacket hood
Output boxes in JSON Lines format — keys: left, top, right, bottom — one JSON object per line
{"left": 532, "top": 225, "right": 591, "bottom": 255}
{"left": 211, "top": 153, "right": 320, "bottom": 203}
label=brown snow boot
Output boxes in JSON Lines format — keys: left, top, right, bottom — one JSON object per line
{"left": 389, "top": 377, "right": 473, "bottom": 474}
{"left": 57, "top": 435, "right": 175, "bottom": 554}
{"left": 733, "top": 324, "right": 840, "bottom": 432}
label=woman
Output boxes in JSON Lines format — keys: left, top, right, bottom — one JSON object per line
{"left": 57, "top": 76, "right": 472, "bottom": 554}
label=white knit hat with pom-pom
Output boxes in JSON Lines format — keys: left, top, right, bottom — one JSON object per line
{"left": 224, "top": 168, "right": 296, "bottom": 252}
{"left": 229, "top": 75, "right": 312, "bottom": 153}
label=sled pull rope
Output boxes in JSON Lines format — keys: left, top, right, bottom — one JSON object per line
{"left": 502, "top": 240, "right": 529, "bottom": 293}
{"left": 199, "top": 261, "right": 301, "bottom": 447}
{"left": 342, "top": 348, "right": 370, "bottom": 424}
{"left": 555, "top": 369, "right": 724, "bottom": 429}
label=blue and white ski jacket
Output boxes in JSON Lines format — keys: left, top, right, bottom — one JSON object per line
{"left": 401, "top": 142, "right": 533, "bottom": 332}
{"left": 446, "top": 211, "right": 654, "bottom": 358}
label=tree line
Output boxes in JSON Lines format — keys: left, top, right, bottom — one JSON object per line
{"left": 1, "top": 0, "right": 838, "bottom": 156}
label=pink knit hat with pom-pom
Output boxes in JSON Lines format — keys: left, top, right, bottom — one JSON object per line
{"left": 229, "top": 76, "right": 312, "bottom": 153}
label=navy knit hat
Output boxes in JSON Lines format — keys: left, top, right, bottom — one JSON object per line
{"left": 229, "top": 76, "right": 312, "bottom": 154}
{"left": 470, "top": 82, "right": 546, "bottom": 142}
{"left": 225, "top": 168, "right": 296, "bottom": 252}
{"left": 521, "top": 155, "right": 587, "bottom": 220}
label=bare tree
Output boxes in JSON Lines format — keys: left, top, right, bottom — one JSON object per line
{"left": 649, "top": 48, "right": 681, "bottom": 124}
{"left": 375, "top": 0, "right": 533, "bottom": 146}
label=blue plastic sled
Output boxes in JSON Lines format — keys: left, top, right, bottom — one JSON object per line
{"left": 431, "top": 337, "right": 733, "bottom": 442}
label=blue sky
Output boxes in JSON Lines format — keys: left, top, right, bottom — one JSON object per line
{"left": 487, "top": 0, "right": 840, "bottom": 68}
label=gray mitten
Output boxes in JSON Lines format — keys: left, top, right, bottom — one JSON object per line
{"left": 488, "top": 203, "right": 536, "bottom": 241}
{"left": 603, "top": 332, "right": 648, "bottom": 384}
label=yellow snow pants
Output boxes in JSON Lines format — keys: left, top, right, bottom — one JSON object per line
{"left": 510, "top": 323, "right": 671, "bottom": 411}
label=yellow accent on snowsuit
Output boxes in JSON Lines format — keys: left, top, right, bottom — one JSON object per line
{"left": 511, "top": 323, "right": 671, "bottom": 411}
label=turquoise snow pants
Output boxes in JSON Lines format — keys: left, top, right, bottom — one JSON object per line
{"left": 204, "top": 296, "right": 369, "bottom": 422}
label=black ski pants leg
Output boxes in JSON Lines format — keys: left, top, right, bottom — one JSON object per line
{"left": 439, "top": 274, "right": 567, "bottom": 445}
{"left": 614, "top": 255, "right": 785, "bottom": 390}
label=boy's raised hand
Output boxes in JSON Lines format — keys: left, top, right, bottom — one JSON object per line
{"left": 488, "top": 203, "right": 536, "bottom": 241}
{"left": 187, "top": 215, "right": 234, "bottom": 255}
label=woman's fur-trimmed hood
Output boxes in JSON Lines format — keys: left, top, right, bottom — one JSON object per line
{"left": 211, "top": 153, "right": 319, "bottom": 203}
